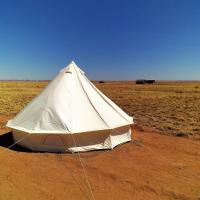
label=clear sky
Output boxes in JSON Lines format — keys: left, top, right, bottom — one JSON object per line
{"left": 0, "top": 0, "right": 200, "bottom": 80}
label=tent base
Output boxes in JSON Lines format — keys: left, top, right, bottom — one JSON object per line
{"left": 12, "top": 126, "right": 132, "bottom": 152}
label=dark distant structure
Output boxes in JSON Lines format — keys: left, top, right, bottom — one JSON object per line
{"left": 99, "top": 81, "right": 105, "bottom": 83}
{"left": 136, "top": 79, "right": 146, "bottom": 84}
{"left": 136, "top": 79, "right": 155, "bottom": 84}
{"left": 146, "top": 80, "right": 155, "bottom": 84}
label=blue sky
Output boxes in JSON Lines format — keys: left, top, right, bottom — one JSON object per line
{"left": 0, "top": 0, "right": 200, "bottom": 80}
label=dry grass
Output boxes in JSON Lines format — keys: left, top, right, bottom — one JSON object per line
{"left": 0, "top": 81, "right": 47, "bottom": 114}
{"left": 95, "top": 81, "right": 200, "bottom": 138}
{"left": 0, "top": 80, "right": 200, "bottom": 138}
{"left": 0, "top": 81, "right": 48, "bottom": 131}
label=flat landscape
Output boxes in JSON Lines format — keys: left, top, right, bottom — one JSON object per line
{"left": 0, "top": 81, "right": 200, "bottom": 200}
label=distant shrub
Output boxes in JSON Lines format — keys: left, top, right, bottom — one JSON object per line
{"left": 175, "top": 131, "right": 189, "bottom": 137}
{"left": 99, "top": 81, "right": 105, "bottom": 83}
{"left": 193, "top": 128, "right": 200, "bottom": 131}
{"left": 195, "top": 86, "right": 199, "bottom": 89}
{"left": 175, "top": 90, "right": 183, "bottom": 93}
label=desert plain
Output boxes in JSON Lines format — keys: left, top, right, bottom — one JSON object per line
{"left": 0, "top": 80, "right": 200, "bottom": 200}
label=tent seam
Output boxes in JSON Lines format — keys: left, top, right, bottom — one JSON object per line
{"left": 74, "top": 65, "right": 111, "bottom": 129}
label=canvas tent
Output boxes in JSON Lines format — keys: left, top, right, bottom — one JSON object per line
{"left": 7, "top": 61, "right": 133, "bottom": 152}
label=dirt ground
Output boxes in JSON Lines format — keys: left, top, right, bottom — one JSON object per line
{"left": 0, "top": 81, "right": 200, "bottom": 200}
{"left": 0, "top": 129, "right": 200, "bottom": 200}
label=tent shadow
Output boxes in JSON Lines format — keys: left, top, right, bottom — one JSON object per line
{"left": 0, "top": 132, "right": 32, "bottom": 152}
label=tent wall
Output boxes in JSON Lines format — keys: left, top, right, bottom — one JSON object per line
{"left": 12, "top": 125, "right": 132, "bottom": 152}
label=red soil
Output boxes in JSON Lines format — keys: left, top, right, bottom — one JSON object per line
{"left": 0, "top": 129, "right": 200, "bottom": 200}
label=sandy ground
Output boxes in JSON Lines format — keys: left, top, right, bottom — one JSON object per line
{"left": 0, "top": 128, "right": 200, "bottom": 200}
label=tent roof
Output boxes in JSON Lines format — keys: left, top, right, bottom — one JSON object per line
{"left": 7, "top": 61, "right": 133, "bottom": 134}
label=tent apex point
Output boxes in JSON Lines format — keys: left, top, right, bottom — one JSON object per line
{"left": 71, "top": 60, "right": 76, "bottom": 65}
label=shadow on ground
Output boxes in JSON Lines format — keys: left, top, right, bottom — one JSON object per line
{"left": 0, "top": 132, "right": 31, "bottom": 152}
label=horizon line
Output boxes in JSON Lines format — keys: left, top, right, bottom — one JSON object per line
{"left": 0, "top": 79, "right": 199, "bottom": 82}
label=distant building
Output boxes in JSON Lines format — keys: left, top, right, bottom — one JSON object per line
{"left": 136, "top": 79, "right": 155, "bottom": 84}
{"left": 146, "top": 80, "right": 155, "bottom": 84}
{"left": 136, "top": 79, "right": 146, "bottom": 84}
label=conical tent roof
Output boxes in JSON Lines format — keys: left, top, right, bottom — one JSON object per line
{"left": 7, "top": 61, "right": 133, "bottom": 134}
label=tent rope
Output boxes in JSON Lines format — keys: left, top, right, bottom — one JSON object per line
{"left": 70, "top": 134, "right": 96, "bottom": 200}
{"left": 56, "top": 153, "right": 90, "bottom": 200}
{"left": 0, "top": 132, "right": 95, "bottom": 200}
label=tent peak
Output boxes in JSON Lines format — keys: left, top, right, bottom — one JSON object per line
{"left": 68, "top": 60, "right": 79, "bottom": 69}
{"left": 71, "top": 60, "right": 76, "bottom": 65}
{"left": 60, "top": 61, "right": 85, "bottom": 74}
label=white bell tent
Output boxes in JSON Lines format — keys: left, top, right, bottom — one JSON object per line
{"left": 7, "top": 61, "right": 133, "bottom": 152}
